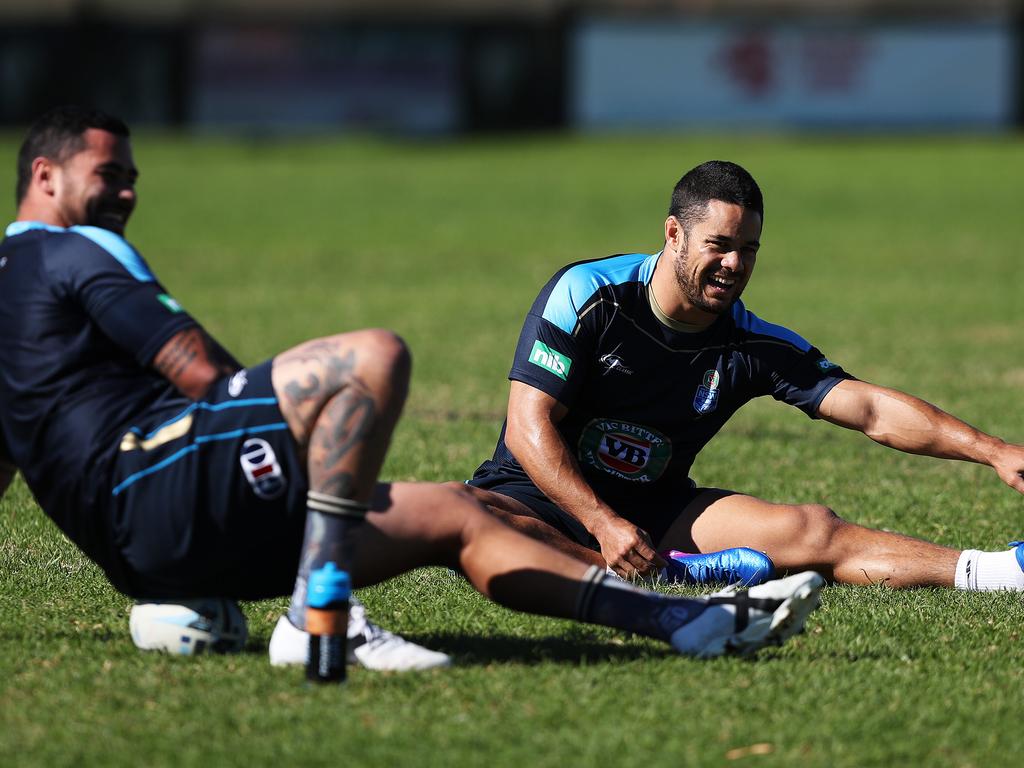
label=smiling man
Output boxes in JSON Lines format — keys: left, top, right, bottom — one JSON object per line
{"left": 0, "top": 113, "right": 832, "bottom": 671}
{"left": 466, "top": 160, "right": 1024, "bottom": 590}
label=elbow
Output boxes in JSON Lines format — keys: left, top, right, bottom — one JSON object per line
{"left": 177, "top": 369, "right": 228, "bottom": 401}
{"left": 505, "top": 411, "right": 546, "bottom": 465}
{"left": 504, "top": 419, "right": 531, "bottom": 462}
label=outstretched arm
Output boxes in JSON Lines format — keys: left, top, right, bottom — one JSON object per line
{"left": 818, "top": 378, "right": 1024, "bottom": 494}
{"left": 152, "top": 327, "right": 241, "bottom": 401}
{"left": 505, "top": 381, "right": 666, "bottom": 577}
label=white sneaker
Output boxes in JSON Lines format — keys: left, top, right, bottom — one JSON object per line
{"left": 269, "top": 598, "right": 451, "bottom": 671}
{"left": 670, "top": 571, "right": 824, "bottom": 658}
{"left": 130, "top": 598, "right": 247, "bottom": 655}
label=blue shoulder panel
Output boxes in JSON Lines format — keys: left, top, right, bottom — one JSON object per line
{"left": 4, "top": 221, "right": 153, "bottom": 283}
{"left": 731, "top": 301, "right": 812, "bottom": 351}
{"left": 541, "top": 252, "right": 657, "bottom": 334}
{"left": 69, "top": 226, "right": 154, "bottom": 282}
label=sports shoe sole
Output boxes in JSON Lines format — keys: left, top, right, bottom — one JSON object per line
{"left": 726, "top": 571, "right": 824, "bottom": 657}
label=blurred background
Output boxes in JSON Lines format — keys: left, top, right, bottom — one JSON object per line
{"left": 0, "top": 0, "right": 1018, "bottom": 134}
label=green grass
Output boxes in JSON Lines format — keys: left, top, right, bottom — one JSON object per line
{"left": 2, "top": 132, "right": 1023, "bottom": 766}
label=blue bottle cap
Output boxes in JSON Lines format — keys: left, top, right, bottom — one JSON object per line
{"left": 307, "top": 562, "right": 351, "bottom": 608}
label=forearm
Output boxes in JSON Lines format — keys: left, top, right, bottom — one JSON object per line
{"left": 506, "top": 419, "right": 620, "bottom": 536}
{"left": 153, "top": 327, "right": 242, "bottom": 400}
{"left": 848, "top": 386, "right": 1002, "bottom": 464}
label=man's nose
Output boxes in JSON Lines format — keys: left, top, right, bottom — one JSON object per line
{"left": 721, "top": 249, "right": 742, "bottom": 270}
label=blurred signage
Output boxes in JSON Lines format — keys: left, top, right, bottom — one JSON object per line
{"left": 573, "top": 20, "right": 1014, "bottom": 129}
{"left": 192, "top": 25, "right": 460, "bottom": 134}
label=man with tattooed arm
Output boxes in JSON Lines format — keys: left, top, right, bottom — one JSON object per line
{"left": 0, "top": 107, "right": 824, "bottom": 670}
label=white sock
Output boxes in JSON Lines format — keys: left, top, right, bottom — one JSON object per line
{"left": 954, "top": 547, "right": 1024, "bottom": 591}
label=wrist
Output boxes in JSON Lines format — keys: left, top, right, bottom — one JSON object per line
{"left": 588, "top": 507, "right": 622, "bottom": 539}
{"left": 977, "top": 435, "right": 1007, "bottom": 466}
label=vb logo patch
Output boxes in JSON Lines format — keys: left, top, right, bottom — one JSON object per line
{"left": 578, "top": 418, "right": 672, "bottom": 482}
{"left": 693, "top": 369, "right": 721, "bottom": 414}
{"left": 816, "top": 357, "right": 839, "bottom": 372}
{"left": 529, "top": 340, "right": 572, "bottom": 381}
{"left": 239, "top": 438, "right": 287, "bottom": 500}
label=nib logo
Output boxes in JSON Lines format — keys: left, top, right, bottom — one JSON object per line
{"left": 529, "top": 340, "right": 572, "bottom": 381}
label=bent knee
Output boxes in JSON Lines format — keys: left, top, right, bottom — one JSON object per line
{"left": 343, "top": 329, "right": 411, "bottom": 385}
{"left": 787, "top": 503, "right": 843, "bottom": 550}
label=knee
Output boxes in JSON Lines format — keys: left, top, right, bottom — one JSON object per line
{"left": 439, "top": 481, "right": 481, "bottom": 510}
{"left": 790, "top": 503, "right": 843, "bottom": 551}
{"left": 356, "top": 329, "right": 412, "bottom": 388}
{"left": 433, "top": 483, "right": 496, "bottom": 544}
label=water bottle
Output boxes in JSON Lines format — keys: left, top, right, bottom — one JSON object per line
{"left": 305, "top": 561, "right": 351, "bottom": 684}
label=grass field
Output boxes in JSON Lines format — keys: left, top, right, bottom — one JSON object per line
{"left": 1, "top": 132, "right": 1023, "bottom": 767}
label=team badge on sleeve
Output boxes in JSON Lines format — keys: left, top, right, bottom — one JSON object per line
{"left": 239, "top": 438, "right": 287, "bottom": 500}
{"left": 693, "top": 369, "right": 721, "bottom": 414}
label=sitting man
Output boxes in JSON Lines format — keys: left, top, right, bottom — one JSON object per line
{"left": 465, "top": 160, "right": 1024, "bottom": 591}
{"left": 0, "top": 107, "right": 824, "bottom": 670}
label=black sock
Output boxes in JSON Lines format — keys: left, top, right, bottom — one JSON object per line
{"left": 575, "top": 565, "right": 708, "bottom": 642}
{"left": 287, "top": 492, "right": 368, "bottom": 629}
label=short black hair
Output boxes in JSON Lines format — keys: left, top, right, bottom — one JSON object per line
{"left": 16, "top": 105, "right": 130, "bottom": 204}
{"left": 668, "top": 160, "right": 764, "bottom": 233}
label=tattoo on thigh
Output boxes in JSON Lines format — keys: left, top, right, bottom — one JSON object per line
{"left": 317, "top": 385, "right": 376, "bottom": 469}
{"left": 281, "top": 345, "right": 359, "bottom": 409}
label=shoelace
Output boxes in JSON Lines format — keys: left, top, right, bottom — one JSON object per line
{"left": 349, "top": 616, "right": 400, "bottom": 652}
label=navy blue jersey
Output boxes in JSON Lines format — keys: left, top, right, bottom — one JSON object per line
{"left": 0, "top": 222, "right": 196, "bottom": 558}
{"left": 477, "top": 252, "right": 852, "bottom": 509}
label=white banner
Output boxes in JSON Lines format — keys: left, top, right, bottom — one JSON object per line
{"left": 573, "top": 19, "right": 1014, "bottom": 129}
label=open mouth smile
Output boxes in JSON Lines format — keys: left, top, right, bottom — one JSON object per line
{"left": 706, "top": 274, "right": 737, "bottom": 292}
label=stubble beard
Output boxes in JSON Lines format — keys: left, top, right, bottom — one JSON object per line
{"left": 673, "top": 247, "right": 745, "bottom": 316}
{"left": 673, "top": 248, "right": 720, "bottom": 316}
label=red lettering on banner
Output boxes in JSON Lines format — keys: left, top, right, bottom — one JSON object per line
{"left": 718, "top": 33, "right": 775, "bottom": 96}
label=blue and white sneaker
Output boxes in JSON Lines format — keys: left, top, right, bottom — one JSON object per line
{"left": 662, "top": 547, "right": 775, "bottom": 587}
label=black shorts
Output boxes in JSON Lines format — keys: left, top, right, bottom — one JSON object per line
{"left": 105, "top": 360, "right": 308, "bottom": 600}
{"left": 468, "top": 463, "right": 702, "bottom": 550}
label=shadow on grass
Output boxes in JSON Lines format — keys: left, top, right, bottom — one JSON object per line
{"left": 242, "top": 631, "right": 664, "bottom": 665}
{"left": 372, "top": 632, "right": 663, "bottom": 665}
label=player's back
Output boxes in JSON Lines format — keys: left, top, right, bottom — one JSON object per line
{"left": 0, "top": 223, "right": 191, "bottom": 550}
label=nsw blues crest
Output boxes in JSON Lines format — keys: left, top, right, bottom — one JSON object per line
{"left": 693, "top": 369, "right": 721, "bottom": 414}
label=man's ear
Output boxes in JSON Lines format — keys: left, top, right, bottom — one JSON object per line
{"left": 32, "top": 157, "right": 58, "bottom": 196}
{"left": 664, "top": 215, "right": 685, "bottom": 252}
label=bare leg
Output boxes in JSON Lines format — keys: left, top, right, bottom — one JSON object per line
{"left": 272, "top": 330, "right": 410, "bottom": 501}
{"left": 460, "top": 484, "right": 605, "bottom": 568}
{"left": 349, "top": 482, "right": 824, "bottom": 654}
{"left": 271, "top": 330, "right": 411, "bottom": 627}
{"left": 658, "top": 490, "right": 959, "bottom": 588}
{"left": 355, "top": 482, "right": 592, "bottom": 618}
